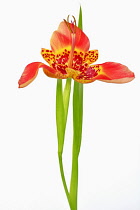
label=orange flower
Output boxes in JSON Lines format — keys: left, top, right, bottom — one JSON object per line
{"left": 18, "top": 17, "right": 134, "bottom": 88}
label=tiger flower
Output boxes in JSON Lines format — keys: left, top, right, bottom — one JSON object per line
{"left": 18, "top": 16, "right": 134, "bottom": 88}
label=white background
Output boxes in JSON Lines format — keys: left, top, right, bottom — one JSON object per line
{"left": 0, "top": 0, "right": 140, "bottom": 209}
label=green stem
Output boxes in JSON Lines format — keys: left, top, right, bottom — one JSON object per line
{"left": 56, "top": 79, "right": 65, "bottom": 154}
{"left": 73, "top": 82, "right": 83, "bottom": 155}
{"left": 69, "top": 7, "right": 83, "bottom": 209}
{"left": 58, "top": 153, "right": 71, "bottom": 208}
{"left": 69, "top": 151, "right": 78, "bottom": 210}
{"left": 56, "top": 78, "right": 72, "bottom": 209}
{"left": 69, "top": 82, "right": 83, "bottom": 210}
{"left": 56, "top": 78, "right": 72, "bottom": 153}
{"left": 63, "top": 78, "right": 72, "bottom": 124}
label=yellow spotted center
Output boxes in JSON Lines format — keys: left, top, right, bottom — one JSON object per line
{"left": 41, "top": 48, "right": 99, "bottom": 80}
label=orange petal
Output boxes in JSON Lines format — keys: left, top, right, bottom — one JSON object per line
{"left": 74, "top": 24, "right": 90, "bottom": 52}
{"left": 41, "top": 48, "right": 55, "bottom": 65}
{"left": 50, "top": 30, "right": 71, "bottom": 53}
{"left": 94, "top": 62, "right": 135, "bottom": 83}
{"left": 50, "top": 21, "right": 90, "bottom": 53}
{"left": 18, "top": 62, "right": 59, "bottom": 88}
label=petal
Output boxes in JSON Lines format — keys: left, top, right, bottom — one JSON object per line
{"left": 18, "top": 62, "right": 61, "bottom": 88}
{"left": 94, "top": 62, "right": 135, "bottom": 83}
{"left": 72, "top": 62, "right": 135, "bottom": 84}
{"left": 72, "top": 66, "right": 98, "bottom": 83}
{"left": 50, "top": 30, "right": 71, "bottom": 53}
{"left": 41, "top": 48, "right": 55, "bottom": 65}
{"left": 83, "top": 50, "right": 99, "bottom": 64}
{"left": 50, "top": 21, "right": 90, "bottom": 53}
{"left": 74, "top": 24, "right": 90, "bottom": 52}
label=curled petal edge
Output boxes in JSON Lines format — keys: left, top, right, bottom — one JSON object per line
{"left": 18, "top": 62, "right": 65, "bottom": 88}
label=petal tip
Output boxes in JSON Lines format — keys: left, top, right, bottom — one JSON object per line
{"left": 96, "top": 62, "right": 135, "bottom": 84}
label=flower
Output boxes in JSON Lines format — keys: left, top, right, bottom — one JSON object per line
{"left": 18, "top": 16, "right": 134, "bottom": 88}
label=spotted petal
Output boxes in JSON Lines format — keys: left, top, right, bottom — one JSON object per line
{"left": 41, "top": 48, "right": 55, "bottom": 65}
{"left": 50, "top": 21, "right": 90, "bottom": 53}
{"left": 83, "top": 50, "right": 99, "bottom": 64}
{"left": 73, "top": 65, "right": 99, "bottom": 83}
{"left": 73, "top": 62, "right": 134, "bottom": 84}
{"left": 18, "top": 62, "right": 67, "bottom": 88}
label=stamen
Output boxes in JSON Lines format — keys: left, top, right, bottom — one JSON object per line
{"left": 67, "top": 15, "right": 70, "bottom": 22}
{"left": 63, "top": 15, "right": 77, "bottom": 34}
{"left": 68, "top": 33, "right": 76, "bottom": 68}
{"left": 63, "top": 15, "right": 77, "bottom": 69}
{"left": 72, "top": 16, "right": 76, "bottom": 33}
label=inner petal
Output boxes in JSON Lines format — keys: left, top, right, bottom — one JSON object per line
{"left": 83, "top": 50, "right": 99, "bottom": 64}
{"left": 51, "top": 48, "right": 70, "bottom": 75}
{"left": 41, "top": 48, "right": 55, "bottom": 65}
{"left": 72, "top": 50, "right": 84, "bottom": 70}
{"left": 73, "top": 64, "right": 101, "bottom": 83}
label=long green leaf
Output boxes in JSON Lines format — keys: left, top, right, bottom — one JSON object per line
{"left": 69, "top": 6, "right": 84, "bottom": 210}
{"left": 78, "top": 6, "right": 83, "bottom": 30}
{"left": 56, "top": 79, "right": 72, "bottom": 207}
